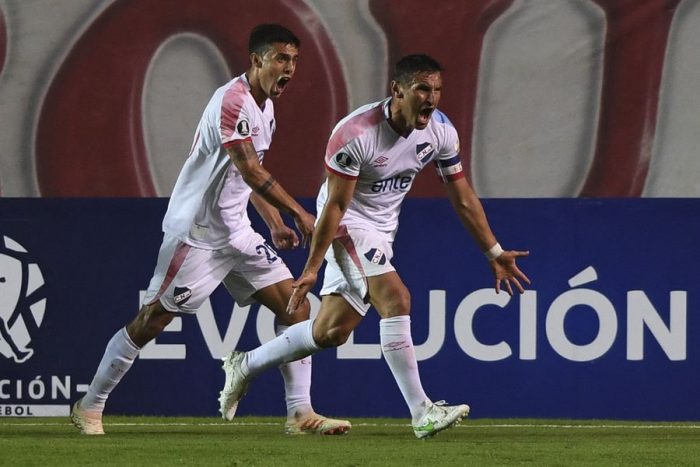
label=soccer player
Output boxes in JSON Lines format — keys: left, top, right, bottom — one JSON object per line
{"left": 218, "top": 54, "right": 531, "bottom": 439}
{"left": 70, "top": 24, "right": 350, "bottom": 436}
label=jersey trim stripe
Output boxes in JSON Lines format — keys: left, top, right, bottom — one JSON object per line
{"left": 223, "top": 137, "right": 253, "bottom": 149}
{"left": 325, "top": 162, "right": 358, "bottom": 180}
{"left": 441, "top": 171, "right": 466, "bottom": 183}
{"left": 146, "top": 241, "right": 191, "bottom": 307}
{"left": 220, "top": 80, "right": 247, "bottom": 141}
{"left": 325, "top": 105, "right": 385, "bottom": 160}
{"left": 334, "top": 225, "right": 368, "bottom": 299}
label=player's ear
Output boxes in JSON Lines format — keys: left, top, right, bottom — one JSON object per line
{"left": 251, "top": 53, "right": 263, "bottom": 68}
{"left": 391, "top": 80, "right": 403, "bottom": 98}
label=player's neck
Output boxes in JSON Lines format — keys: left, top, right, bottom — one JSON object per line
{"left": 245, "top": 71, "right": 267, "bottom": 108}
{"left": 388, "top": 98, "right": 413, "bottom": 138}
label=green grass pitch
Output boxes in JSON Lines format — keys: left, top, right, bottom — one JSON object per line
{"left": 2, "top": 416, "right": 700, "bottom": 466}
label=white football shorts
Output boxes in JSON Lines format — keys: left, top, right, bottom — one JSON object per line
{"left": 320, "top": 224, "right": 395, "bottom": 316}
{"left": 143, "top": 229, "right": 292, "bottom": 313}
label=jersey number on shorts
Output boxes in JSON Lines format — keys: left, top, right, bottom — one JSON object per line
{"left": 255, "top": 242, "right": 279, "bottom": 264}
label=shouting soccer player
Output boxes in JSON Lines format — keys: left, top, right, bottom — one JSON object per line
{"left": 70, "top": 24, "right": 350, "bottom": 436}
{"left": 218, "top": 54, "right": 530, "bottom": 439}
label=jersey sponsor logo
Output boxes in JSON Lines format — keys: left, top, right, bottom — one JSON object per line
{"left": 236, "top": 119, "right": 250, "bottom": 136}
{"left": 173, "top": 287, "right": 192, "bottom": 306}
{"left": 372, "top": 155, "right": 389, "bottom": 167}
{"left": 335, "top": 152, "right": 353, "bottom": 168}
{"left": 371, "top": 175, "right": 413, "bottom": 193}
{"left": 0, "top": 236, "right": 46, "bottom": 364}
{"left": 364, "top": 248, "right": 386, "bottom": 265}
{"left": 416, "top": 142, "right": 434, "bottom": 162}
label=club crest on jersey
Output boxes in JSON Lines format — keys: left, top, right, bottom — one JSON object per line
{"left": 237, "top": 119, "right": 251, "bottom": 136}
{"left": 372, "top": 155, "right": 389, "bottom": 167}
{"left": 364, "top": 248, "right": 386, "bottom": 265}
{"left": 335, "top": 152, "right": 353, "bottom": 168}
{"left": 173, "top": 286, "right": 192, "bottom": 306}
{"left": 416, "top": 143, "right": 434, "bottom": 163}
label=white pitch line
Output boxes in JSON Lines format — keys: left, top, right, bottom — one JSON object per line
{"left": 2, "top": 421, "right": 700, "bottom": 430}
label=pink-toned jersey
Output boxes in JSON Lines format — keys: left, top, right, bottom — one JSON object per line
{"left": 319, "top": 98, "right": 463, "bottom": 239}
{"left": 162, "top": 74, "right": 276, "bottom": 249}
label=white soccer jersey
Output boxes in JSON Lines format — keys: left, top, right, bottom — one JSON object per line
{"left": 318, "top": 98, "right": 463, "bottom": 239}
{"left": 161, "top": 73, "right": 276, "bottom": 249}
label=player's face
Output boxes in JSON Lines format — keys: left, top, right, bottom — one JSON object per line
{"left": 398, "top": 71, "right": 442, "bottom": 130}
{"left": 258, "top": 42, "right": 299, "bottom": 99}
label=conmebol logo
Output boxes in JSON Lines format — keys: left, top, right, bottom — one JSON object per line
{"left": 0, "top": 236, "right": 46, "bottom": 363}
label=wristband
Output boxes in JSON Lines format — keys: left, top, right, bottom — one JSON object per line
{"left": 484, "top": 242, "right": 504, "bottom": 261}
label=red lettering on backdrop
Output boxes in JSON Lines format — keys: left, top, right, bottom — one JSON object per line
{"left": 581, "top": 0, "right": 680, "bottom": 197}
{"left": 369, "top": 0, "right": 514, "bottom": 197}
{"left": 36, "top": 0, "right": 346, "bottom": 196}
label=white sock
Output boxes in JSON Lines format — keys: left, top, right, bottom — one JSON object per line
{"left": 275, "top": 324, "right": 313, "bottom": 418}
{"left": 244, "top": 320, "right": 321, "bottom": 379}
{"left": 80, "top": 327, "right": 140, "bottom": 412}
{"left": 380, "top": 316, "right": 430, "bottom": 421}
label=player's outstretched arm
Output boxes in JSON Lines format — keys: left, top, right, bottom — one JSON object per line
{"left": 444, "top": 177, "right": 531, "bottom": 295}
{"left": 249, "top": 192, "right": 301, "bottom": 250}
{"left": 287, "top": 172, "right": 357, "bottom": 313}
{"left": 226, "top": 143, "right": 315, "bottom": 245}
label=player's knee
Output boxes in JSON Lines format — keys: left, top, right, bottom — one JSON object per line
{"left": 313, "top": 324, "right": 351, "bottom": 348}
{"left": 284, "top": 298, "right": 310, "bottom": 324}
{"left": 382, "top": 289, "right": 411, "bottom": 317}
{"left": 127, "top": 302, "right": 174, "bottom": 347}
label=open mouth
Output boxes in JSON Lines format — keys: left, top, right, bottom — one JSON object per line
{"left": 418, "top": 107, "right": 434, "bottom": 124}
{"left": 276, "top": 76, "right": 291, "bottom": 92}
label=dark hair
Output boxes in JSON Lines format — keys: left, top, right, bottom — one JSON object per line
{"left": 393, "top": 54, "right": 443, "bottom": 85}
{"left": 248, "top": 24, "right": 300, "bottom": 56}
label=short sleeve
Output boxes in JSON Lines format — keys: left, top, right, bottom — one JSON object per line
{"left": 220, "top": 89, "right": 254, "bottom": 148}
{"left": 325, "top": 138, "right": 363, "bottom": 179}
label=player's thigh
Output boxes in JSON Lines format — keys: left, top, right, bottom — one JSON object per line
{"left": 312, "top": 294, "right": 364, "bottom": 347}
{"left": 221, "top": 230, "right": 293, "bottom": 308}
{"left": 319, "top": 225, "right": 395, "bottom": 316}
{"left": 367, "top": 271, "right": 411, "bottom": 318}
{"left": 252, "top": 278, "right": 310, "bottom": 325}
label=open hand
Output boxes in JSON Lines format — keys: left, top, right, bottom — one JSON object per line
{"left": 287, "top": 270, "right": 318, "bottom": 314}
{"left": 489, "top": 250, "right": 531, "bottom": 295}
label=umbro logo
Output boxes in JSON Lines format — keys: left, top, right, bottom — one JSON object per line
{"left": 372, "top": 155, "right": 389, "bottom": 167}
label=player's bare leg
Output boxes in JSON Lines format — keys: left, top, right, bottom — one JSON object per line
{"left": 72, "top": 302, "right": 175, "bottom": 434}
{"left": 219, "top": 280, "right": 351, "bottom": 434}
